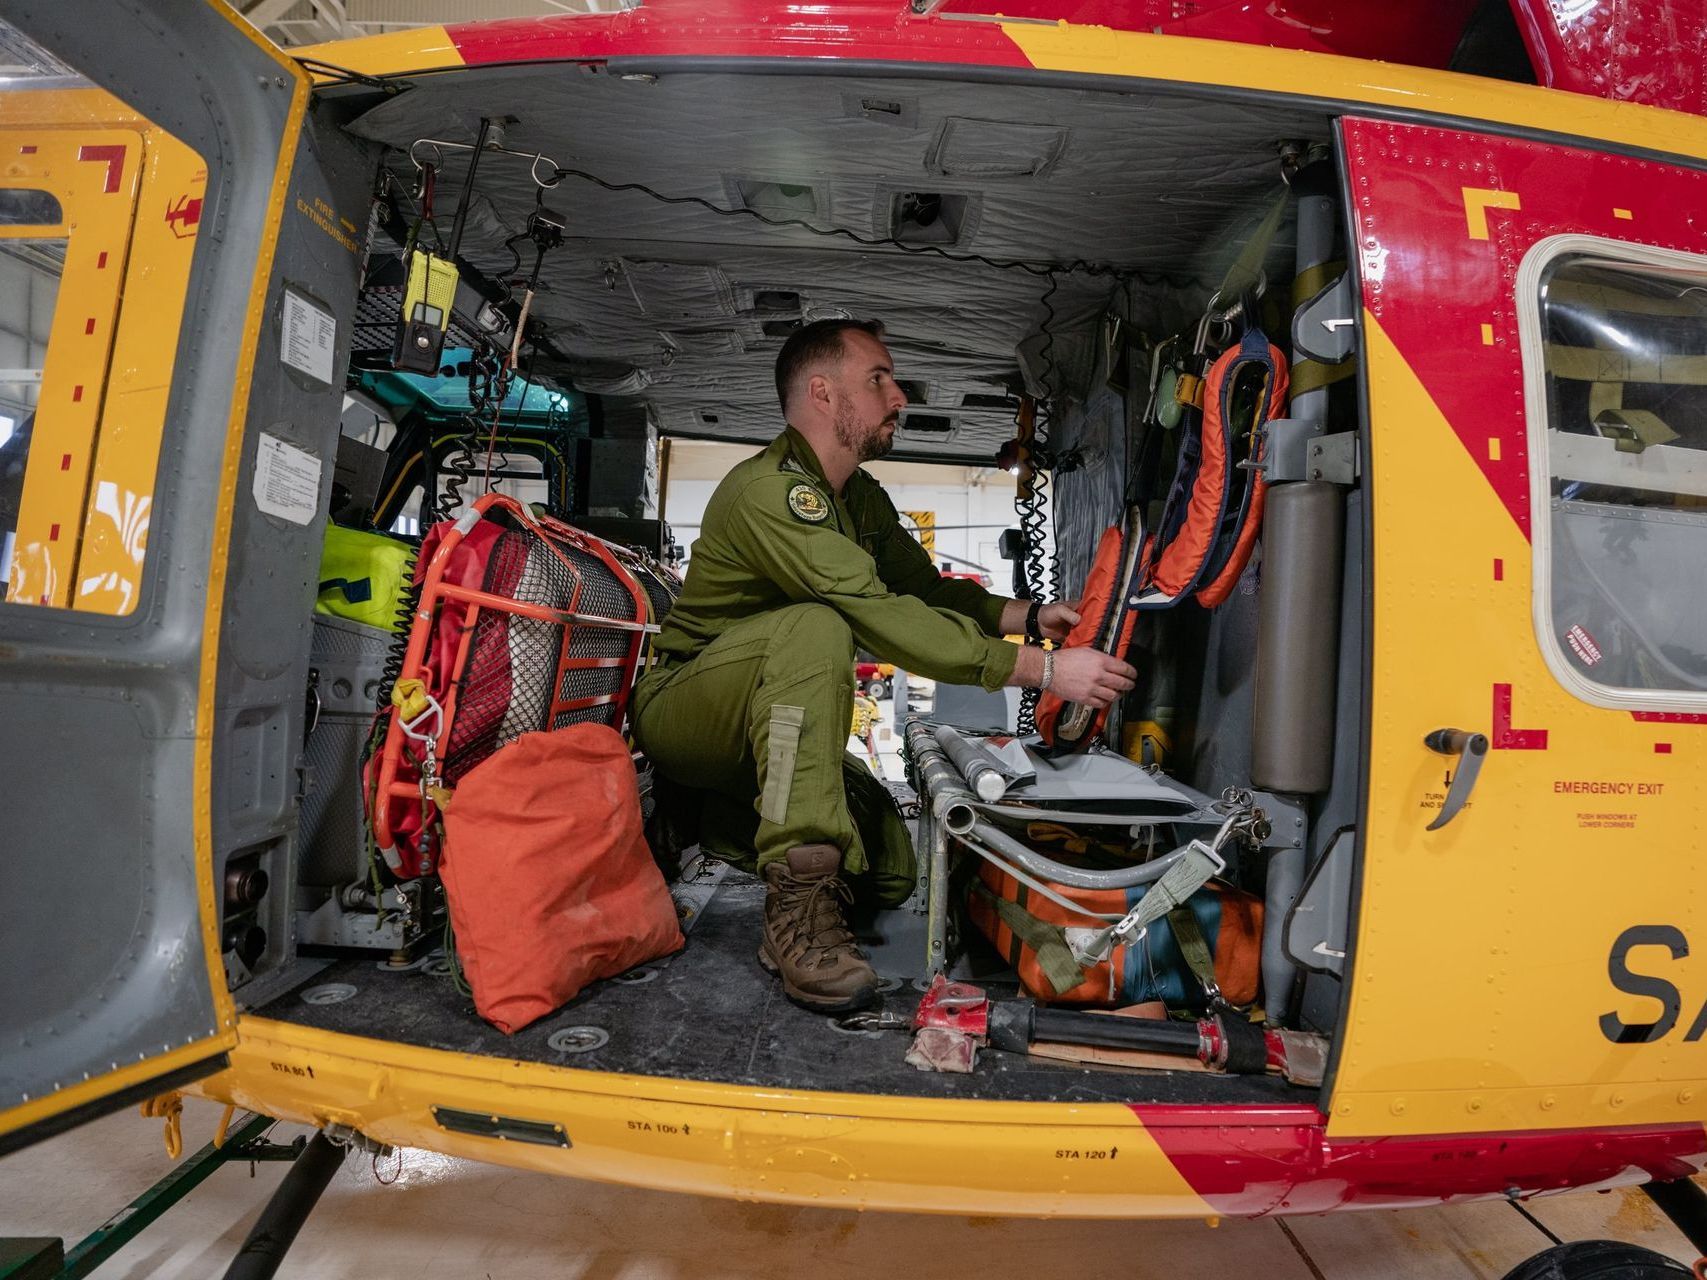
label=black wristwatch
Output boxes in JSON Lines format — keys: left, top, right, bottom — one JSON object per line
{"left": 1024, "top": 598, "right": 1044, "bottom": 644}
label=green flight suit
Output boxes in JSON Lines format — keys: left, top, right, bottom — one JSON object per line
{"left": 632, "top": 427, "right": 1019, "bottom": 904}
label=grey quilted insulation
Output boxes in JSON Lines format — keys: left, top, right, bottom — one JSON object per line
{"left": 348, "top": 63, "right": 1329, "bottom": 464}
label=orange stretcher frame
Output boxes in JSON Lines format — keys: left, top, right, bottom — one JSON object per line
{"left": 370, "top": 492, "right": 652, "bottom": 866}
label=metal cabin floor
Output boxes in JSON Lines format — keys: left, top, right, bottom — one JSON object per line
{"left": 263, "top": 875, "right": 1314, "bottom": 1106}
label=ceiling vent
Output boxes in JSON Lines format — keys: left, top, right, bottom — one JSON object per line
{"left": 895, "top": 379, "right": 928, "bottom": 405}
{"left": 661, "top": 330, "right": 744, "bottom": 358}
{"left": 732, "top": 178, "right": 822, "bottom": 220}
{"left": 927, "top": 118, "right": 1069, "bottom": 179}
{"left": 752, "top": 289, "right": 802, "bottom": 313}
{"left": 900, "top": 412, "right": 955, "bottom": 435}
{"left": 841, "top": 92, "right": 920, "bottom": 129}
{"left": 960, "top": 392, "right": 1015, "bottom": 409}
{"left": 887, "top": 191, "right": 979, "bottom": 247}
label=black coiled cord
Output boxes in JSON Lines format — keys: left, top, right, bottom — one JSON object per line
{"left": 1017, "top": 272, "right": 1063, "bottom": 734}
{"left": 437, "top": 346, "right": 506, "bottom": 521}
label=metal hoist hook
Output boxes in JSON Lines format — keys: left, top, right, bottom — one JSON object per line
{"left": 140, "top": 1091, "right": 184, "bottom": 1160}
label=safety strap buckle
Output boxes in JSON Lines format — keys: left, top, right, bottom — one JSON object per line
{"left": 1069, "top": 836, "right": 1225, "bottom": 967}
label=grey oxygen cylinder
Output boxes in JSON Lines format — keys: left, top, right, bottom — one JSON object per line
{"left": 1250, "top": 482, "right": 1344, "bottom": 794}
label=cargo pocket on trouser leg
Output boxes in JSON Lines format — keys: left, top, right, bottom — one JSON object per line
{"left": 760, "top": 704, "right": 805, "bottom": 826}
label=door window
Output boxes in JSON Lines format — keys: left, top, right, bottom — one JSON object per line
{"left": 0, "top": 71, "right": 204, "bottom": 614}
{"left": 0, "top": 232, "right": 64, "bottom": 596}
{"left": 1523, "top": 238, "right": 1707, "bottom": 707}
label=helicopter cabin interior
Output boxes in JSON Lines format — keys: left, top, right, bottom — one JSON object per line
{"left": 5, "top": 40, "right": 1383, "bottom": 1107}
{"left": 259, "top": 60, "right": 1366, "bottom": 1106}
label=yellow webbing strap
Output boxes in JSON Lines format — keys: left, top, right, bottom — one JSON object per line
{"left": 971, "top": 880, "right": 1086, "bottom": 997}
{"left": 1547, "top": 344, "right": 1707, "bottom": 386}
{"left": 1290, "top": 357, "right": 1357, "bottom": 398}
{"left": 760, "top": 705, "right": 805, "bottom": 826}
{"left": 1291, "top": 259, "right": 1346, "bottom": 310}
{"left": 1289, "top": 259, "right": 1355, "bottom": 398}
{"left": 1219, "top": 185, "right": 1292, "bottom": 299}
{"left": 1165, "top": 906, "right": 1220, "bottom": 1000}
{"left": 1594, "top": 407, "right": 1679, "bottom": 451}
{"left": 392, "top": 677, "right": 430, "bottom": 723}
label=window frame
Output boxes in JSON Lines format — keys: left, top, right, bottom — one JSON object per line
{"left": 1518, "top": 232, "right": 1707, "bottom": 713}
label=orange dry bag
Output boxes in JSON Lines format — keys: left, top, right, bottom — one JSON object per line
{"left": 440, "top": 723, "right": 684, "bottom": 1034}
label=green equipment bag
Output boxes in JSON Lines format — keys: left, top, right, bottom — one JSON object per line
{"left": 315, "top": 525, "right": 413, "bottom": 631}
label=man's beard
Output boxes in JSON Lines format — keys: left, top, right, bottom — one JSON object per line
{"left": 834, "top": 403, "right": 897, "bottom": 462}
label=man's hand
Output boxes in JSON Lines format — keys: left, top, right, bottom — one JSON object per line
{"left": 1036, "top": 601, "right": 1080, "bottom": 643}
{"left": 1048, "top": 647, "right": 1136, "bottom": 708}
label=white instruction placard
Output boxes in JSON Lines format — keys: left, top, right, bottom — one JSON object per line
{"left": 252, "top": 432, "right": 322, "bottom": 526}
{"left": 280, "top": 288, "right": 336, "bottom": 386}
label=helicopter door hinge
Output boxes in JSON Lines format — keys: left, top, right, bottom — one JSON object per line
{"left": 1423, "top": 728, "right": 1489, "bottom": 831}
{"left": 1304, "top": 431, "right": 1357, "bottom": 485}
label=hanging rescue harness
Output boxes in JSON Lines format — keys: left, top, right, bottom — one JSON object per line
{"left": 1038, "top": 318, "right": 1289, "bottom": 751}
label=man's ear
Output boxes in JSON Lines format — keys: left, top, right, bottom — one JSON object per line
{"left": 807, "top": 370, "right": 834, "bottom": 413}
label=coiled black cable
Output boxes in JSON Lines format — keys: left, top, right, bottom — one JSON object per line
{"left": 437, "top": 346, "right": 506, "bottom": 521}
{"left": 1017, "top": 272, "right": 1063, "bottom": 734}
{"left": 373, "top": 540, "right": 421, "bottom": 714}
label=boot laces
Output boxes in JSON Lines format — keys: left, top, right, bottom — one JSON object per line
{"left": 776, "top": 872, "right": 857, "bottom": 960}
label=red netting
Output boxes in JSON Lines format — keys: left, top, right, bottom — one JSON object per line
{"left": 369, "top": 494, "right": 679, "bottom": 878}
{"left": 442, "top": 518, "right": 639, "bottom": 782}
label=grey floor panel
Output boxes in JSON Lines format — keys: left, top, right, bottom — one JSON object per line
{"left": 264, "top": 875, "right": 1313, "bottom": 1106}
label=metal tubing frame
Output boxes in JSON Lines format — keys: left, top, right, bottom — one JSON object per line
{"left": 47, "top": 1113, "right": 298, "bottom": 1280}
{"left": 220, "top": 1132, "right": 346, "bottom": 1280}
{"left": 1641, "top": 1178, "right": 1707, "bottom": 1257}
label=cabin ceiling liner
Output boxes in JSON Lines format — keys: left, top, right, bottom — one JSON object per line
{"left": 350, "top": 67, "right": 1328, "bottom": 459}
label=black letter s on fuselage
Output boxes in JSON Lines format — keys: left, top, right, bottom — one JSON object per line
{"left": 1599, "top": 925, "right": 1687, "bottom": 1044}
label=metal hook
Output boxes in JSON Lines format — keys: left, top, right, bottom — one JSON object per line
{"left": 405, "top": 134, "right": 564, "bottom": 194}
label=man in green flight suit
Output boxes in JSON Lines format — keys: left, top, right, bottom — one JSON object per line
{"left": 632, "top": 319, "right": 1136, "bottom": 1012}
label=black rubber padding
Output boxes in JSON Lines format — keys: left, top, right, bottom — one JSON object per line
{"left": 1217, "top": 1014, "right": 1269, "bottom": 1075}
{"left": 1498, "top": 1241, "right": 1691, "bottom": 1280}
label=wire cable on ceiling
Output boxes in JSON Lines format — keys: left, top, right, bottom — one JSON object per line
{"left": 546, "top": 165, "right": 1209, "bottom": 289}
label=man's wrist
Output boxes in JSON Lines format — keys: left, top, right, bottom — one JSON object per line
{"left": 1025, "top": 598, "right": 1044, "bottom": 644}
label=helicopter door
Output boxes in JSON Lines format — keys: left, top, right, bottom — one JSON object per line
{"left": 0, "top": 2, "right": 369, "bottom": 1153}
{"left": 1327, "top": 115, "right": 1707, "bottom": 1139}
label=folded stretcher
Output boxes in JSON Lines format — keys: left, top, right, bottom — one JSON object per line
{"left": 906, "top": 719, "right": 1268, "bottom": 1012}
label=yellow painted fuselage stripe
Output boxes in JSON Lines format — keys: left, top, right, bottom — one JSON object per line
{"left": 311, "top": 20, "right": 1707, "bottom": 168}
{"left": 208, "top": 1016, "right": 1214, "bottom": 1216}
{"left": 296, "top": 26, "right": 463, "bottom": 78}
{"left": 1002, "top": 25, "right": 1707, "bottom": 164}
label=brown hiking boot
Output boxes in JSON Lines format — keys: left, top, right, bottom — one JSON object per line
{"left": 758, "top": 844, "right": 880, "bottom": 1013}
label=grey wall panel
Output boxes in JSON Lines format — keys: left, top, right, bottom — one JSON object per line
{"left": 0, "top": 0, "right": 343, "bottom": 1119}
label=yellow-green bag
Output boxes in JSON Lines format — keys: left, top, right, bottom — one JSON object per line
{"left": 315, "top": 525, "right": 412, "bottom": 631}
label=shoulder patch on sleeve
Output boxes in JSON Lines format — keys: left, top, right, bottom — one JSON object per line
{"left": 787, "top": 482, "right": 830, "bottom": 524}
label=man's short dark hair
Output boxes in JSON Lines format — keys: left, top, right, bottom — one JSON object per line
{"left": 775, "top": 317, "right": 886, "bottom": 414}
